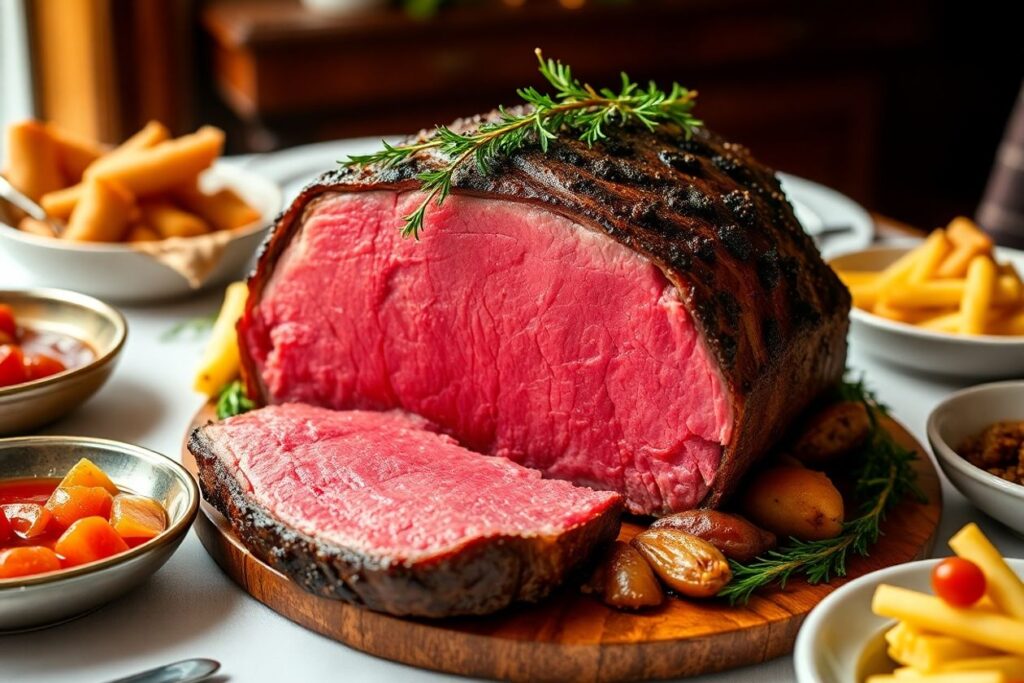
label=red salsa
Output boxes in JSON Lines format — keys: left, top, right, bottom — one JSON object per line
{"left": 0, "top": 458, "right": 167, "bottom": 580}
{"left": 0, "top": 303, "right": 95, "bottom": 388}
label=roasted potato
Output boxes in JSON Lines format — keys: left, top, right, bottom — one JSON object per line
{"left": 790, "top": 400, "right": 871, "bottom": 467}
{"left": 650, "top": 509, "right": 776, "bottom": 562}
{"left": 741, "top": 466, "right": 844, "bottom": 541}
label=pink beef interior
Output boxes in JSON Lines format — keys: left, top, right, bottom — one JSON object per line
{"left": 244, "top": 191, "right": 733, "bottom": 514}
{"left": 205, "top": 404, "right": 621, "bottom": 559}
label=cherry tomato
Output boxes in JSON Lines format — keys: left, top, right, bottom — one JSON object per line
{"left": 0, "top": 345, "right": 28, "bottom": 388}
{"left": 932, "top": 557, "right": 987, "bottom": 607}
{"left": 0, "top": 304, "right": 16, "bottom": 342}
{"left": 24, "top": 353, "right": 66, "bottom": 381}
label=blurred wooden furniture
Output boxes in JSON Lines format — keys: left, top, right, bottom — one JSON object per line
{"left": 200, "top": 0, "right": 932, "bottom": 205}
{"left": 26, "top": 0, "right": 194, "bottom": 144}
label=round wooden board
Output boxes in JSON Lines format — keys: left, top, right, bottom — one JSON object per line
{"left": 182, "top": 403, "right": 941, "bottom": 682}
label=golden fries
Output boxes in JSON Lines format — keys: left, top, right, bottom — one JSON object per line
{"left": 3, "top": 119, "right": 257, "bottom": 245}
{"left": 62, "top": 178, "right": 134, "bottom": 242}
{"left": 832, "top": 217, "right": 1024, "bottom": 337}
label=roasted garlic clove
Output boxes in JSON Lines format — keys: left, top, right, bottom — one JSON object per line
{"left": 650, "top": 510, "right": 776, "bottom": 562}
{"left": 631, "top": 528, "right": 732, "bottom": 598}
{"left": 600, "top": 541, "right": 664, "bottom": 609}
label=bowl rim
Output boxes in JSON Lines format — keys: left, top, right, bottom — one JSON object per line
{"left": 0, "top": 162, "right": 281, "bottom": 254}
{"left": 832, "top": 244, "right": 1024, "bottom": 345}
{"left": 925, "top": 379, "right": 1024, "bottom": 502}
{"left": 0, "top": 288, "right": 128, "bottom": 399}
{"left": 793, "top": 557, "right": 1024, "bottom": 682}
{"left": 0, "top": 435, "right": 199, "bottom": 589}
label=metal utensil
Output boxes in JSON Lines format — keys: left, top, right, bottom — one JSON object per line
{"left": 105, "top": 658, "right": 221, "bottom": 683}
{"left": 0, "top": 174, "right": 62, "bottom": 236}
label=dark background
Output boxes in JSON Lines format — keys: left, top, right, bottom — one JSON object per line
{"left": 25, "top": 0, "right": 1023, "bottom": 229}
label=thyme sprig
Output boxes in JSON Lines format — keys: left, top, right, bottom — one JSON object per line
{"left": 216, "top": 380, "right": 255, "bottom": 420}
{"left": 344, "top": 49, "right": 701, "bottom": 238}
{"left": 717, "top": 377, "right": 926, "bottom": 605}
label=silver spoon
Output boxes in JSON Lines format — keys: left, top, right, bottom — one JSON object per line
{"left": 103, "top": 658, "right": 221, "bottom": 683}
{"left": 0, "top": 174, "right": 63, "bottom": 236}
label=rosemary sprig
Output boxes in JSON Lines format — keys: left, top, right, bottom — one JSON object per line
{"left": 717, "top": 377, "right": 926, "bottom": 605}
{"left": 216, "top": 380, "right": 255, "bottom": 420}
{"left": 344, "top": 49, "right": 701, "bottom": 238}
{"left": 160, "top": 315, "right": 216, "bottom": 342}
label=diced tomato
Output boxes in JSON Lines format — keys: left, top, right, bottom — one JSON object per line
{"left": 54, "top": 516, "right": 128, "bottom": 567}
{"left": 0, "top": 507, "right": 11, "bottom": 542}
{"left": 0, "top": 503, "right": 53, "bottom": 539}
{"left": 56, "top": 458, "right": 119, "bottom": 495}
{"left": 24, "top": 353, "right": 66, "bottom": 381}
{"left": 45, "top": 486, "right": 113, "bottom": 530}
{"left": 0, "top": 304, "right": 16, "bottom": 342}
{"left": 0, "top": 345, "right": 27, "bottom": 387}
{"left": 110, "top": 494, "right": 166, "bottom": 540}
{"left": 0, "top": 546, "right": 61, "bottom": 579}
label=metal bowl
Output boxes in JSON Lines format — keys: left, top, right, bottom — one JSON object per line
{"left": 0, "top": 288, "right": 126, "bottom": 435}
{"left": 0, "top": 436, "right": 199, "bottom": 631}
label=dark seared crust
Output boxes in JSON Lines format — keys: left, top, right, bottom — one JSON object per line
{"left": 189, "top": 425, "right": 623, "bottom": 618}
{"left": 240, "top": 113, "right": 850, "bottom": 509}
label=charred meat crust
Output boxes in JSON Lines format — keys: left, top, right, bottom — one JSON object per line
{"left": 189, "top": 425, "right": 624, "bottom": 618}
{"left": 240, "top": 115, "right": 850, "bottom": 508}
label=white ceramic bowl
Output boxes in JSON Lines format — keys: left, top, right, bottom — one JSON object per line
{"left": 795, "top": 557, "right": 1024, "bottom": 683}
{"left": 0, "top": 163, "right": 281, "bottom": 303}
{"left": 830, "top": 245, "right": 1024, "bottom": 379}
{"left": 0, "top": 436, "right": 199, "bottom": 631}
{"left": 927, "top": 380, "right": 1024, "bottom": 536}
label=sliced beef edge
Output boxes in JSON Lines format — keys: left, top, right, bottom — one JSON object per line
{"left": 189, "top": 425, "right": 624, "bottom": 618}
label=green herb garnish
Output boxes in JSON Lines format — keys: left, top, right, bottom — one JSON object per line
{"left": 161, "top": 315, "right": 216, "bottom": 342}
{"left": 717, "top": 376, "right": 926, "bottom": 605}
{"left": 216, "top": 380, "right": 255, "bottom": 420}
{"left": 344, "top": 49, "right": 701, "bottom": 239}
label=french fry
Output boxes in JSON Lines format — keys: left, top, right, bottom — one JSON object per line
{"left": 878, "top": 246, "right": 926, "bottom": 291}
{"left": 174, "top": 184, "right": 260, "bottom": 231}
{"left": 960, "top": 256, "right": 998, "bottom": 334}
{"left": 873, "top": 300, "right": 944, "bottom": 324}
{"left": 62, "top": 178, "right": 134, "bottom": 242}
{"left": 3, "top": 120, "right": 65, "bottom": 199}
{"left": 936, "top": 218, "right": 993, "bottom": 279}
{"left": 86, "top": 126, "right": 224, "bottom": 196}
{"left": 139, "top": 200, "right": 209, "bottom": 239}
{"left": 884, "top": 276, "right": 1021, "bottom": 309}
{"left": 873, "top": 670, "right": 1005, "bottom": 683}
{"left": 999, "top": 263, "right": 1022, "bottom": 301}
{"left": 950, "top": 523, "right": 1024, "bottom": 620}
{"left": 18, "top": 217, "right": 56, "bottom": 238}
{"left": 834, "top": 270, "right": 880, "bottom": 287}
{"left": 40, "top": 121, "right": 171, "bottom": 218}
{"left": 910, "top": 229, "right": 951, "bottom": 282}
{"left": 871, "top": 584, "right": 1024, "bottom": 656}
{"left": 46, "top": 124, "right": 105, "bottom": 182}
{"left": 125, "top": 224, "right": 160, "bottom": 243}
{"left": 919, "top": 311, "right": 962, "bottom": 333}
{"left": 193, "top": 282, "right": 248, "bottom": 396}
{"left": 886, "top": 622, "right": 999, "bottom": 672}
{"left": 936, "top": 656, "right": 1024, "bottom": 677}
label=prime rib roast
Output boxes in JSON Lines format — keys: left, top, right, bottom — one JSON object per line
{"left": 191, "top": 403, "right": 622, "bottom": 617}
{"left": 235, "top": 118, "right": 850, "bottom": 517}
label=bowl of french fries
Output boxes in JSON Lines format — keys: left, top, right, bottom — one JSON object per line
{"left": 830, "top": 217, "right": 1024, "bottom": 379}
{"left": 0, "top": 120, "right": 281, "bottom": 302}
{"left": 795, "top": 524, "right": 1024, "bottom": 683}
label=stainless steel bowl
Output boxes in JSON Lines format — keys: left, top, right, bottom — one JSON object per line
{"left": 0, "top": 288, "right": 127, "bottom": 435}
{"left": 0, "top": 437, "right": 199, "bottom": 631}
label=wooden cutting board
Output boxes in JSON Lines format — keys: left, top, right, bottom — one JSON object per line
{"left": 182, "top": 403, "right": 941, "bottom": 682}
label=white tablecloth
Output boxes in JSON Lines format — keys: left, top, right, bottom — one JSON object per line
{"left": 1, "top": 225, "right": 1019, "bottom": 683}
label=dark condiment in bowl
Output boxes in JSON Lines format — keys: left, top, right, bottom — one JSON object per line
{"left": 0, "top": 303, "right": 96, "bottom": 388}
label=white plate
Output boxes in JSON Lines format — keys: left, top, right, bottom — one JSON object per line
{"left": 0, "top": 163, "right": 282, "bottom": 303}
{"left": 794, "top": 558, "right": 1024, "bottom": 683}
{"left": 831, "top": 245, "right": 1024, "bottom": 379}
{"left": 242, "top": 139, "right": 875, "bottom": 255}
{"left": 928, "top": 380, "right": 1024, "bottom": 537}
